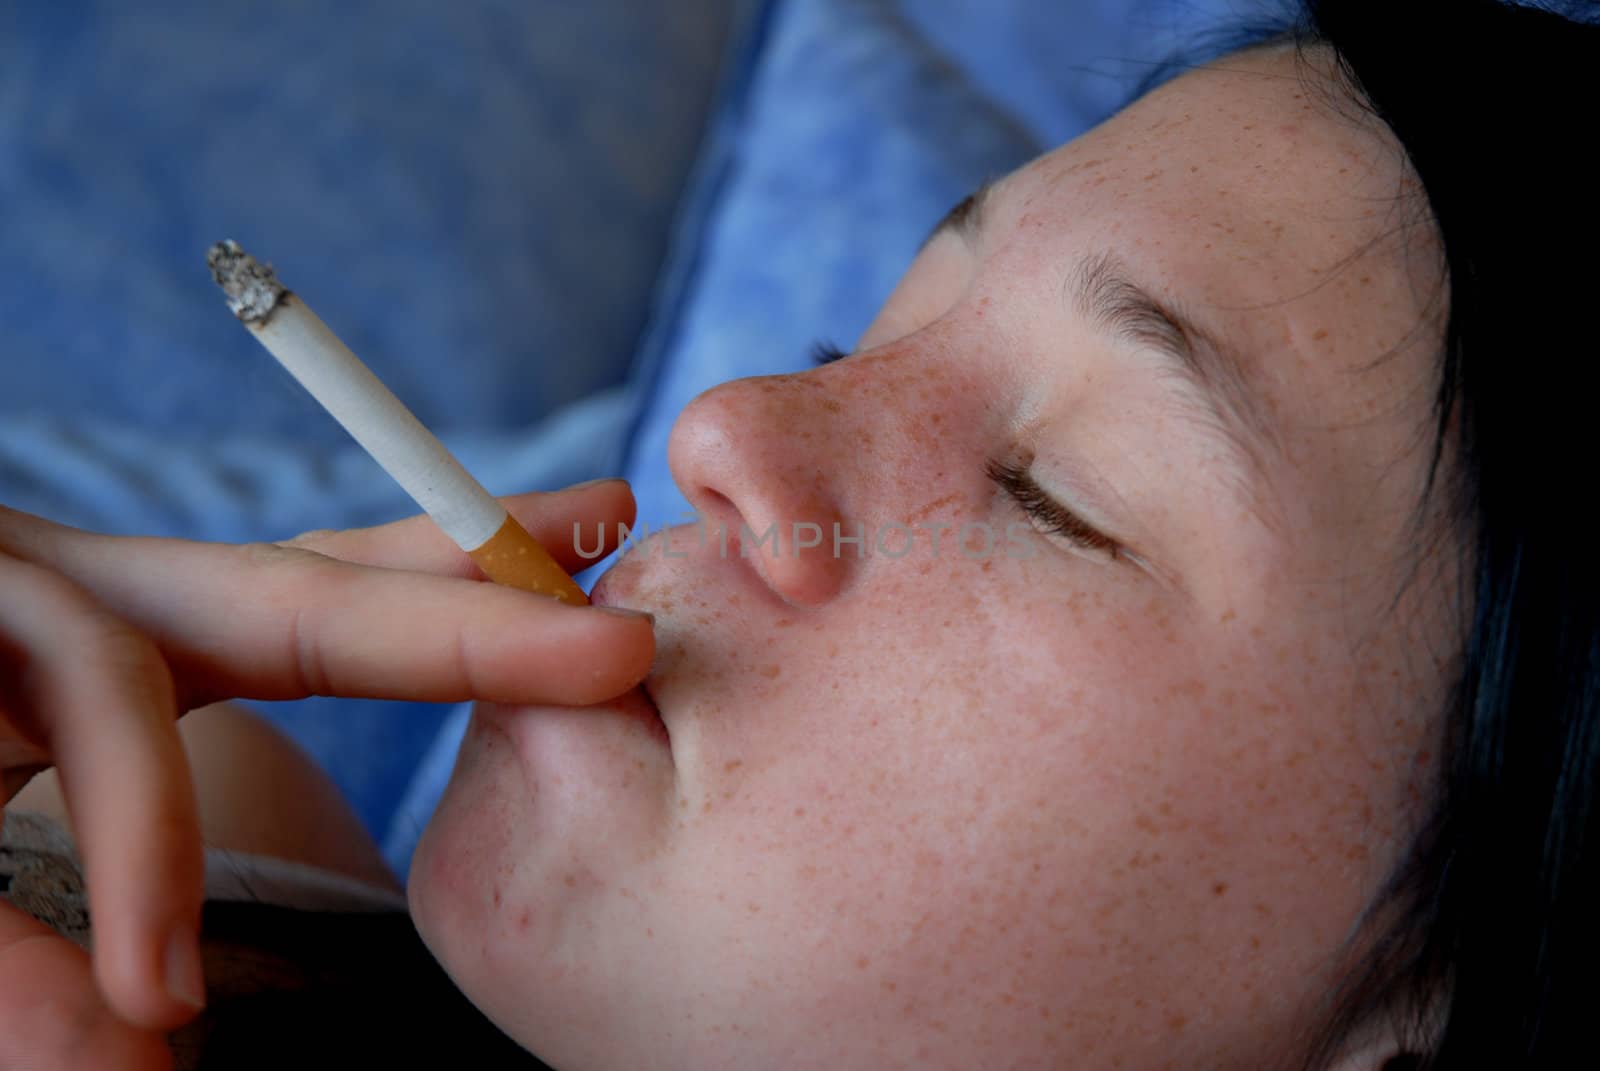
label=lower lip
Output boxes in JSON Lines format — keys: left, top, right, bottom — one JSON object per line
{"left": 583, "top": 581, "right": 668, "bottom": 748}
{"left": 477, "top": 685, "right": 671, "bottom": 755}
{"left": 615, "top": 684, "right": 671, "bottom": 751}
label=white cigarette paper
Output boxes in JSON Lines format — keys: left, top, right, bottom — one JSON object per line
{"left": 207, "top": 240, "right": 586, "bottom": 605}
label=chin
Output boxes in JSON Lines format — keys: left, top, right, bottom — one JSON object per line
{"left": 405, "top": 691, "right": 683, "bottom": 1027}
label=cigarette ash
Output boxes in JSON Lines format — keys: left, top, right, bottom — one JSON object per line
{"left": 206, "top": 239, "right": 288, "bottom": 323}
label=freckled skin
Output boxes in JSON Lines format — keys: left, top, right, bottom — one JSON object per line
{"left": 411, "top": 46, "right": 1456, "bottom": 1070}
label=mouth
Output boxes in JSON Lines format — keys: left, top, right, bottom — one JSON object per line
{"left": 587, "top": 577, "right": 670, "bottom": 752}
{"left": 479, "top": 678, "right": 670, "bottom": 754}
{"left": 610, "top": 680, "right": 670, "bottom": 751}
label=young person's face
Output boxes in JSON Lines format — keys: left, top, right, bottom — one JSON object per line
{"left": 411, "top": 45, "right": 1455, "bottom": 1070}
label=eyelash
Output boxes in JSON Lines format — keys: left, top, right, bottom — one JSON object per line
{"left": 985, "top": 459, "right": 1121, "bottom": 560}
{"left": 811, "top": 339, "right": 850, "bottom": 365}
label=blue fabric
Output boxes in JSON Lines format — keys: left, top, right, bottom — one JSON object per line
{"left": 2, "top": 0, "right": 735, "bottom": 449}
{"left": 384, "top": 702, "right": 475, "bottom": 873}
{"left": 0, "top": 0, "right": 736, "bottom": 851}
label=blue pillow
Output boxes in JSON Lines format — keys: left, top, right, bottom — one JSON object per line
{"left": 1, "top": 0, "right": 736, "bottom": 516}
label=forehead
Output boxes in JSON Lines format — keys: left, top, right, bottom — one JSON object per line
{"left": 991, "top": 45, "right": 1444, "bottom": 506}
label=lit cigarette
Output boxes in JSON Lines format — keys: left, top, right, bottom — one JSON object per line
{"left": 206, "top": 239, "right": 587, "bottom": 606}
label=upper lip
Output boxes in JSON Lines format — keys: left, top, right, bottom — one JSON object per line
{"left": 585, "top": 559, "right": 635, "bottom": 611}
{"left": 587, "top": 576, "right": 619, "bottom": 609}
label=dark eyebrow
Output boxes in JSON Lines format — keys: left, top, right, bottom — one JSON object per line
{"left": 1070, "top": 251, "right": 1281, "bottom": 489}
{"left": 918, "top": 179, "right": 997, "bottom": 254}
{"left": 925, "top": 183, "right": 1281, "bottom": 515}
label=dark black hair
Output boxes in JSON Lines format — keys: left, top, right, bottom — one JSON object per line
{"left": 1278, "top": 2, "right": 1600, "bottom": 1068}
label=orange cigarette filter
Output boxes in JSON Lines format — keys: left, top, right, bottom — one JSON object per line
{"left": 469, "top": 515, "right": 588, "bottom": 605}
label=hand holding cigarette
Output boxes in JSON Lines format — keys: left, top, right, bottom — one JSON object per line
{"left": 206, "top": 239, "right": 589, "bottom": 606}
{"left": 0, "top": 491, "right": 650, "bottom": 1046}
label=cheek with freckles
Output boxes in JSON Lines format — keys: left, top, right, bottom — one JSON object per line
{"left": 614, "top": 525, "right": 1433, "bottom": 1065}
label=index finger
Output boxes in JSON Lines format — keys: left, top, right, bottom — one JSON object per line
{"left": 104, "top": 545, "right": 657, "bottom": 710}
{"left": 1, "top": 493, "right": 655, "bottom": 711}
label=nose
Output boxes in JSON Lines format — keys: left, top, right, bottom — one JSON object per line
{"left": 667, "top": 374, "right": 854, "bottom": 607}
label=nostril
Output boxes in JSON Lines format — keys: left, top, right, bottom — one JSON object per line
{"left": 692, "top": 486, "right": 741, "bottom": 537}
{"left": 699, "top": 486, "right": 735, "bottom": 513}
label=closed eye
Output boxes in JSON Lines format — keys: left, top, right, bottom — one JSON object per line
{"left": 986, "top": 458, "right": 1121, "bottom": 561}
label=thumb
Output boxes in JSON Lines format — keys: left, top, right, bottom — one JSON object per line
{"left": 0, "top": 899, "right": 174, "bottom": 1070}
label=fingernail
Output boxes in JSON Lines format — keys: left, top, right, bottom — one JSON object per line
{"left": 563, "top": 477, "right": 629, "bottom": 492}
{"left": 594, "top": 605, "right": 655, "bottom": 625}
{"left": 165, "top": 927, "right": 207, "bottom": 1010}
